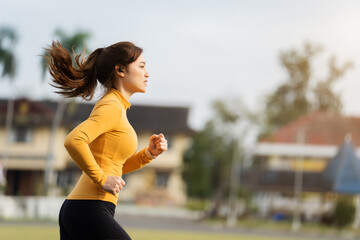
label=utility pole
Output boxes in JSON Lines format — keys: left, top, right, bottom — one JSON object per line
{"left": 292, "top": 128, "right": 305, "bottom": 231}
{"left": 227, "top": 132, "right": 240, "bottom": 226}
{"left": 1, "top": 98, "right": 14, "bottom": 194}
{"left": 43, "top": 99, "right": 66, "bottom": 195}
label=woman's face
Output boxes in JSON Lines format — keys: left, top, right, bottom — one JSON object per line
{"left": 121, "top": 54, "right": 149, "bottom": 94}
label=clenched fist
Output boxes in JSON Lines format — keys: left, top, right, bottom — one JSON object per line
{"left": 148, "top": 133, "right": 168, "bottom": 157}
{"left": 101, "top": 176, "right": 126, "bottom": 196}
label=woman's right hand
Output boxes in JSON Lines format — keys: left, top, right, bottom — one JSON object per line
{"left": 101, "top": 176, "right": 126, "bottom": 196}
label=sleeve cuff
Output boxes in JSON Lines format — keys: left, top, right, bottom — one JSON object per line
{"left": 145, "top": 148, "right": 157, "bottom": 159}
{"left": 98, "top": 174, "right": 107, "bottom": 187}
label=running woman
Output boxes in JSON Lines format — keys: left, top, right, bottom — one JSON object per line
{"left": 45, "top": 41, "right": 168, "bottom": 240}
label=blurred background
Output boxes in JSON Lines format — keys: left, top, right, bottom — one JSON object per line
{"left": 1, "top": 0, "right": 360, "bottom": 239}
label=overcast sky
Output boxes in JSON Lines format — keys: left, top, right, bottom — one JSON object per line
{"left": 1, "top": 0, "right": 360, "bottom": 130}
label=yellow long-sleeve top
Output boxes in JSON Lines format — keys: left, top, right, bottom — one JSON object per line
{"left": 64, "top": 88, "right": 154, "bottom": 205}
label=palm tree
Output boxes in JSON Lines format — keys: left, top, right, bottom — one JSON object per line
{"left": 0, "top": 26, "right": 18, "bottom": 192}
{"left": 42, "top": 28, "right": 91, "bottom": 195}
{"left": 0, "top": 26, "right": 17, "bottom": 78}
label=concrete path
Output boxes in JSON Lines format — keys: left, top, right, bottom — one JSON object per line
{"left": 115, "top": 211, "right": 359, "bottom": 240}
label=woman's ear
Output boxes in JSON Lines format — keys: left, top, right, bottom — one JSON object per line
{"left": 115, "top": 66, "right": 125, "bottom": 77}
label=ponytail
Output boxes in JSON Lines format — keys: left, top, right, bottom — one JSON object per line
{"left": 44, "top": 40, "right": 143, "bottom": 100}
{"left": 45, "top": 41, "right": 102, "bottom": 100}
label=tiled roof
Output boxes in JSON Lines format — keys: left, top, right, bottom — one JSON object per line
{"left": 0, "top": 98, "right": 54, "bottom": 126}
{"left": 127, "top": 105, "right": 194, "bottom": 134}
{"left": 260, "top": 111, "right": 360, "bottom": 146}
{"left": 0, "top": 98, "right": 194, "bottom": 134}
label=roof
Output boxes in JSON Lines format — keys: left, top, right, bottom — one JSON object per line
{"left": 322, "top": 141, "right": 360, "bottom": 194}
{"left": 0, "top": 98, "right": 54, "bottom": 126}
{"left": 245, "top": 140, "right": 360, "bottom": 194}
{"left": 260, "top": 111, "right": 360, "bottom": 147}
{"left": 127, "top": 105, "right": 194, "bottom": 134}
{"left": 41, "top": 100, "right": 94, "bottom": 127}
{"left": 0, "top": 98, "right": 194, "bottom": 134}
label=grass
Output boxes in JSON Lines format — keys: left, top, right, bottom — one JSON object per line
{"left": 0, "top": 224, "right": 312, "bottom": 240}
{"left": 129, "top": 229, "right": 306, "bottom": 240}
{"left": 2, "top": 217, "right": 360, "bottom": 240}
{"left": 205, "top": 217, "right": 360, "bottom": 236}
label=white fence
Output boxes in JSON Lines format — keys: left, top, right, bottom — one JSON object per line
{"left": 0, "top": 196, "right": 203, "bottom": 221}
{"left": 253, "top": 192, "right": 334, "bottom": 221}
{"left": 0, "top": 196, "right": 64, "bottom": 220}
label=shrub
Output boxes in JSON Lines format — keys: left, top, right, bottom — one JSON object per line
{"left": 332, "top": 196, "right": 355, "bottom": 228}
{"left": 185, "top": 198, "right": 209, "bottom": 211}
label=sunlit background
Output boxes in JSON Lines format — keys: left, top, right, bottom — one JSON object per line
{"left": 1, "top": 0, "right": 360, "bottom": 239}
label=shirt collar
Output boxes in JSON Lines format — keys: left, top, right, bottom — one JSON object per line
{"left": 110, "top": 88, "right": 131, "bottom": 110}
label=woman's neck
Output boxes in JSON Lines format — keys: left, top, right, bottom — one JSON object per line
{"left": 112, "top": 85, "right": 132, "bottom": 101}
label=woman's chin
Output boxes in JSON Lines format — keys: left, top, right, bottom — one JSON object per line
{"left": 133, "top": 87, "right": 147, "bottom": 93}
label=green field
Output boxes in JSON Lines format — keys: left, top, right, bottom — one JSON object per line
{"left": 0, "top": 225, "right": 311, "bottom": 240}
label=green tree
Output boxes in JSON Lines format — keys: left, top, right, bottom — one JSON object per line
{"left": 313, "top": 56, "right": 353, "bottom": 112}
{"left": 332, "top": 196, "right": 356, "bottom": 228}
{"left": 183, "top": 97, "right": 256, "bottom": 218}
{"left": 263, "top": 42, "right": 352, "bottom": 135}
{"left": 0, "top": 26, "right": 18, "bottom": 192}
{"left": 183, "top": 121, "right": 231, "bottom": 199}
{"left": 0, "top": 26, "right": 17, "bottom": 78}
{"left": 41, "top": 28, "right": 91, "bottom": 194}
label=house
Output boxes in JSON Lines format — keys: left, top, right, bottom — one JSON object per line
{"left": 242, "top": 111, "right": 360, "bottom": 219}
{"left": 253, "top": 111, "right": 360, "bottom": 173}
{"left": 0, "top": 98, "right": 194, "bottom": 206}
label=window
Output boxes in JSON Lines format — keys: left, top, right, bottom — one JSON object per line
{"left": 10, "top": 126, "right": 33, "bottom": 143}
{"left": 57, "top": 170, "right": 78, "bottom": 188}
{"left": 155, "top": 170, "right": 170, "bottom": 188}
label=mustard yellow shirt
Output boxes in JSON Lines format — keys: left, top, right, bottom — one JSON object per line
{"left": 64, "top": 88, "right": 153, "bottom": 205}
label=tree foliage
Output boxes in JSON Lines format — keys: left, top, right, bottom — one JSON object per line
{"left": 313, "top": 56, "right": 353, "bottom": 112}
{"left": 0, "top": 26, "right": 18, "bottom": 79}
{"left": 182, "top": 97, "right": 256, "bottom": 216}
{"left": 263, "top": 42, "right": 352, "bottom": 135}
{"left": 183, "top": 121, "right": 232, "bottom": 199}
{"left": 332, "top": 196, "right": 355, "bottom": 228}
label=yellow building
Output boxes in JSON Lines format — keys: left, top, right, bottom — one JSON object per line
{"left": 253, "top": 111, "right": 360, "bottom": 174}
{"left": 242, "top": 111, "right": 360, "bottom": 220}
{"left": 0, "top": 98, "right": 193, "bottom": 206}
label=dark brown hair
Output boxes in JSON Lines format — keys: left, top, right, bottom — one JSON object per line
{"left": 44, "top": 41, "right": 143, "bottom": 100}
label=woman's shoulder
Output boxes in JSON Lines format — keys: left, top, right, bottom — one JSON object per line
{"left": 96, "top": 91, "right": 122, "bottom": 108}
{"left": 90, "top": 92, "right": 123, "bottom": 116}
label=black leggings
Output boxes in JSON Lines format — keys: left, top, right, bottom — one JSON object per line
{"left": 59, "top": 199, "right": 132, "bottom": 240}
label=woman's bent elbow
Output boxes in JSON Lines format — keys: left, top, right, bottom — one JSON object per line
{"left": 64, "top": 135, "right": 74, "bottom": 150}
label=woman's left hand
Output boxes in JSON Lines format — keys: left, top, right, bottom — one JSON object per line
{"left": 148, "top": 133, "right": 168, "bottom": 157}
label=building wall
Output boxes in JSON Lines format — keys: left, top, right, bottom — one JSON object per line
{"left": 0, "top": 126, "right": 68, "bottom": 195}
{"left": 253, "top": 143, "right": 339, "bottom": 172}
{"left": 1, "top": 127, "right": 191, "bottom": 205}
{"left": 117, "top": 132, "right": 190, "bottom": 205}
{"left": 0, "top": 127, "right": 68, "bottom": 171}
{"left": 267, "top": 155, "right": 327, "bottom": 172}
